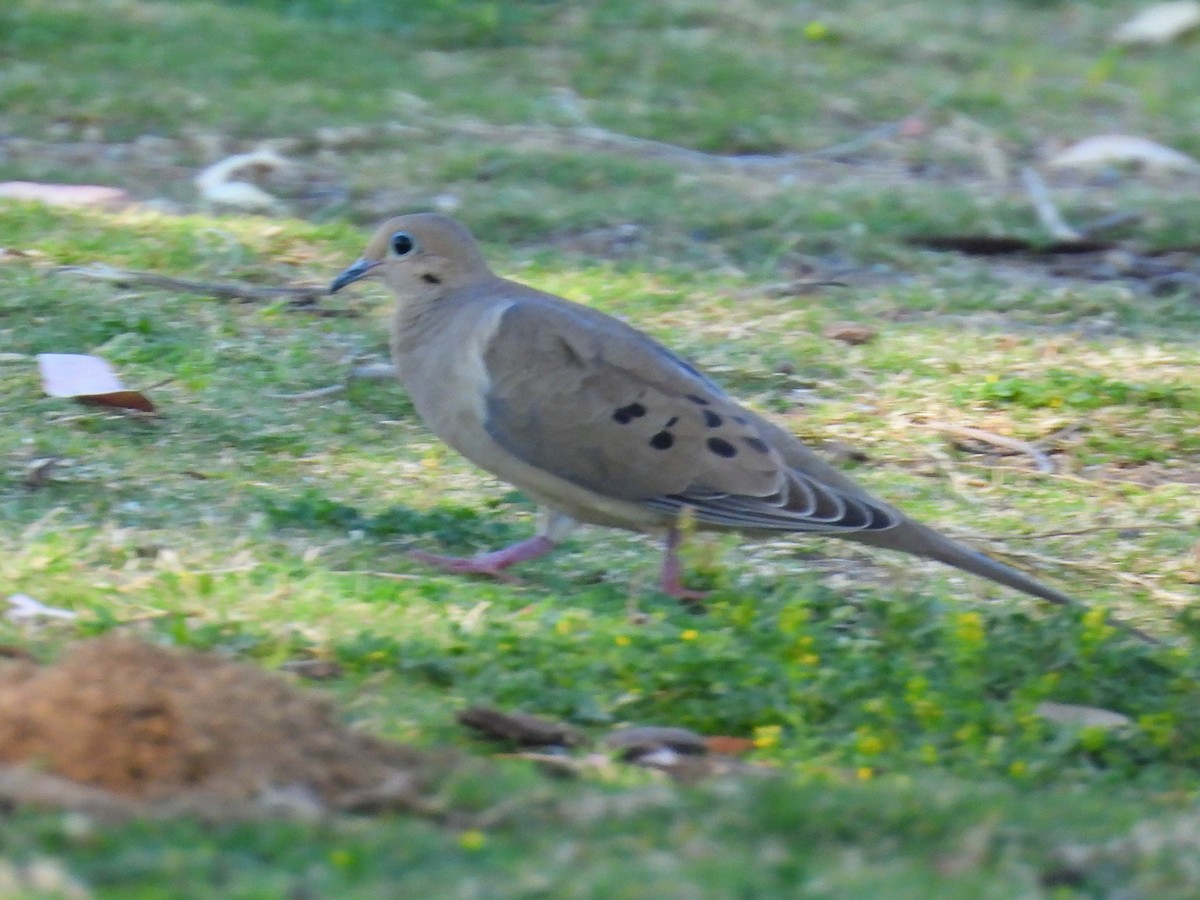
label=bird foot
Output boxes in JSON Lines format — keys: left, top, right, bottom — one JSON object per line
{"left": 407, "top": 550, "right": 521, "bottom": 583}
{"left": 659, "top": 527, "right": 709, "bottom": 607}
{"left": 658, "top": 569, "right": 710, "bottom": 606}
{"left": 407, "top": 535, "right": 557, "bottom": 583}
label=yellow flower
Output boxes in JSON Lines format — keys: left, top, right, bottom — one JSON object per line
{"left": 680, "top": 629, "right": 699, "bottom": 641}
{"left": 803, "top": 20, "right": 829, "bottom": 40}
{"left": 856, "top": 766, "right": 874, "bottom": 781}
{"left": 555, "top": 618, "right": 572, "bottom": 636}
{"left": 614, "top": 635, "right": 631, "bottom": 647}
{"left": 753, "top": 725, "right": 782, "bottom": 749}
{"left": 1009, "top": 760, "right": 1028, "bottom": 778}
{"left": 855, "top": 731, "right": 885, "bottom": 756}
{"left": 952, "top": 611, "right": 985, "bottom": 646}
{"left": 459, "top": 829, "right": 486, "bottom": 851}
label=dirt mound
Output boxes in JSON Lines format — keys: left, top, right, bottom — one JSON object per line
{"left": 0, "top": 636, "right": 451, "bottom": 820}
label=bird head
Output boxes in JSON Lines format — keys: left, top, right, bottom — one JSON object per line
{"left": 329, "top": 213, "right": 492, "bottom": 297}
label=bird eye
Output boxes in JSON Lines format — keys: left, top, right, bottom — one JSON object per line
{"left": 390, "top": 231, "right": 416, "bottom": 256}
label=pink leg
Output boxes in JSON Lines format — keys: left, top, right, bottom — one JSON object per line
{"left": 409, "top": 535, "right": 557, "bottom": 582}
{"left": 659, "top": 527, "right": 709, "bottom": 604}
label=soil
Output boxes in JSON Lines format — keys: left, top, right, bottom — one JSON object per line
{"left": 0, "top": 636, "right": 453, "bottom": 820}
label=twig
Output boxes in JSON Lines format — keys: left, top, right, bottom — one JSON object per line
{"left": 930, "top": 421, "right": 1056, "bottom": 474}
{"left": 1008, "top": 523, "right": 1178, "bottom": 540}
{"left": 797, "top": 121, "right": 908, "bottom": 160}
{"left": 1032, "top": 420, "right": 1088, "bottom": 448}
{"left": 996, "top": 546, "right": 1193, "bottom": 607}
{"left": 267, "top": 384, "right": 346, "bottom": 400}
{"left": 54, "top": 264, "right": 332, "bottom": 308}
{"left": 346, "top": 571, "right": 423, "bottom": 582}
{"left": 1020, "top": 166, "right": 1082, "bottom": 242}
{"left": 434, "top": 98, "right": 942, "bottom": 172}
{"left": 1077, "top": 210, "right": 1142, "bottom": 238}
{"left": 348, "top": 363, "right": 398, "bottom": 382}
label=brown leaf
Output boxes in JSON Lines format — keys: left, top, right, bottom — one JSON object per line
{"left": 279, "top": 659, "right": 344, "bottom": 681}
{"left": 37, "top": 354, "right": 156, "bottom": 413}
{"left": 823, "top": 323, "right": 878, "bottom": 345}
{"left": 0, "top": 181, "right": 131, "bottom": 210}
{"left": 704, "top": 735, "right": 757, "bottom": 755}
{"left": 23, "top": 457, "right": 60, "bottom": 489}
{"left": 456, "top": 706, "right": 587, "bottom": 747}
{"left": 604, "top": 726, "right": 708, "bottom": 760}
{"left": 77, "top": 392, "right": 156, "bottom": 413}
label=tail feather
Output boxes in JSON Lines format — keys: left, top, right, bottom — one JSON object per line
{"left": 847, "top": 520, "right": 1158, "bottom": 644}
{"left": 849, "top": 519, "right": 1078, "bottom": 607}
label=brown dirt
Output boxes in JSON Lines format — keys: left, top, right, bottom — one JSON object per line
{"left": 0, "top": 636, "right": 453, "bottom": 820}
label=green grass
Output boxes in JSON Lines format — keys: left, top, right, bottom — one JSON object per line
{"left": 2, "top": 0, "right": 1200, "bottom": 895}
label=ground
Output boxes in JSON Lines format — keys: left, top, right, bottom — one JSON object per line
{"left": 1, "top": 0, "right": 1199, "bottom": 896}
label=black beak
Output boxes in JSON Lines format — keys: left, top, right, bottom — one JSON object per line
{"left": 329, "top": 258, "right": 382, "bottom": 294}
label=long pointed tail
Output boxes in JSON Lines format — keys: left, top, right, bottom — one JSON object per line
{"left": 856, "top": 519, "right": 1078, "bottom": 606}
{"left": 846, "top": 520, "right": 1158, "bottom": 643}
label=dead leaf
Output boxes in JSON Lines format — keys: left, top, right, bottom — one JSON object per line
{"left": 704, "top": 735, "right": 757, "bottom": 755}
{"left": 0, "top": 182, "right": 131, "bottom": 210}
{"left": 279, "top": 659, "right": 344, "bottom": 681}
{"left": 604, "top": 726, "right": 707, "bottom": 760}
{"left": 1034, "top": 702, "right": 1132, "bottom": 729}
{"left": 911, "top": 235, "right": 1111, "bottom": 255}
{"left": 23, "top": 457, "right": 60, "bottom": 489}
{"left": 5, "top": 594, "right": 77, "bottom": 622}
{"left": 0, "top": 248, "right": 45, "bottom": 263}
{"left": 37, "top": 354, "right": 156, "bottom": 413}
{"left": 1047, "top": 135, "right": 1200, "bottom": 174}
{"left": 1113, "top": 1, "right": 1200, "bottom": 45}
{"left": 456, "top": 706, "right": 587, "bottom": 748}
{"left": 823, "top": 323, "right": 878, "bottom": 345}
{"left": 195, "top": 148, "right": 289, "bottom": 212}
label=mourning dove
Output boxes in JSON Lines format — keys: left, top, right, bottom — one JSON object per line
{"left": 330, "top": 213, "right": 1078, "bottom": 608}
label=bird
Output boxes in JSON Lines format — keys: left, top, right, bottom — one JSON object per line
{"left": 330, "top": 212, "right": 1080, "bottom": 609}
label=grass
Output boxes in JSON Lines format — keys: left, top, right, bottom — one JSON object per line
{"left": 2, "top": 0, "right": 1200, "bottom": 895}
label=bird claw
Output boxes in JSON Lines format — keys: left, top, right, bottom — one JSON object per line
{"left": 658, "top": 576, "right": 710, "bottom": 607}
{"left": 407, "top": 549, "right": 521, "bottom": 584}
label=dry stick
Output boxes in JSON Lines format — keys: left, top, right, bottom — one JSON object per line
{"left": 999, "top": 545, "right": 1193, "bottom": 607}
{"left": 433, "top": 98, "right": 941, "bottom": 173}
{"left": 1032, "top": 420, "right": 1088, "bottom": 447}
{"left": 1020, "top": 166, "right": 1082, "bottom": 242}
{"left": 930, "top": 421, "right": 1057, "bottom": 474}
{"left": 1077, "top": 210, "right": 1142, "bottom": 238}
{"left": 267, "top": 384, "right": 346, "bottom": 400}
{"left": 53, "top": 264, "right": 340, "bottom": 310}
{"left": 270, "top": 363, "right": 402, "bottom": 400}
{"left": 1011, "top": 523, "right": 1179, "bottom": 540}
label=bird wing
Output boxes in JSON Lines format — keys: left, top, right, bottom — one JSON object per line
{"left": 480, "top": 294, "right": 898, "bottom": 534}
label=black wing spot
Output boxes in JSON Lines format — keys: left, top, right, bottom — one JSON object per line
{"left": 612, "top": 402, "right": 647, "bottom": 424}
{"left": 422, "top": 273, "right": 442, "bottom": 284}
{"left": 743, "top": 436, "right": 770, "bottom": 454}
{"left": 686, "top": 394, "right": 710, "bottom": 406}
{"left": 665, "top": 416, "right": 679, "bottom": 427}
{"left": 707, "top": 437, "right": 737, "bottom": 458}
{"left": 732, "top": 415, "right": 747, "bottom": 425}
{"left": 702, "top": 410, "right": 722, "bottom": 428}
{"left": 649, "top": 430, "right": 675, "bottom": 450}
